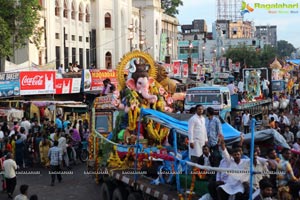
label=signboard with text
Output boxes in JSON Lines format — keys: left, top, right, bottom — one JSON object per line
{"left": 55, "top": 78, "right": 81, "bottom": 94}
{"left": 0, "top": 72, "right": 20, "bottom": 98}
{"left": 20, "top": 71, "right": 56, "bottom": 95}
{"left": 83, "top": 69, "right": 117, "bottom": 92}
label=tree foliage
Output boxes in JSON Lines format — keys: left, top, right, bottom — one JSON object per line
{"left": 161, "top": 0, "right": 183, "bottom": 16}
{"left": 0, "top": 0, "right": 41, "bottom": 58}
{"left": 224, "top": 44, "right": 277, "bottom": 68}
{"left": 276, "top": 40, "right": 296, "bottom": 59}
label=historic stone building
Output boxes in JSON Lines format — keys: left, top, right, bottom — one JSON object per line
{"left": 9, "top": 0, "right": 178, "bottom": 71}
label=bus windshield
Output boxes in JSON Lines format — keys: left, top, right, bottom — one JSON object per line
{"left": 185, "top": 94, "right": 221, "bottom": 105}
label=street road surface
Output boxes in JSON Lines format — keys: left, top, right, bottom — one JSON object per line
{"left": 0, "top": 163, "right": 102, "bottom": 200}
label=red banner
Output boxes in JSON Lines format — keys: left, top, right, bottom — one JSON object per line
{"left": 193, "top": 64, "right": 198, "bottom": 74}
{"left": 20, "top": 71, "right": 56, "bottom": 95}
{"left": 55, "top": 78, "right": 81, "bottom": 94}
{"left": 183, "top": 64, "right": 189, "bottom": 78}
{"left": 83, "top": 69, "right": 117, "bottom": 91}
{"left": 173, "top": 62, "right": 180, "bottom": 76}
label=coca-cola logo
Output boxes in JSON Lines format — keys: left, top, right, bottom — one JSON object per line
{"left": 22, "top": 75, "right": 44, "bottom": 86}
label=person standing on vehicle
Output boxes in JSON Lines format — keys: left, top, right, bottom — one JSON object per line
{"left": 242, "top": 110, "right": 250, "bottom": 134}
{"left": 3, "top": 153, "right": 17, "bottom": 199}
{"left": 261, "top": 77, "right": 270, "bottom": 99}
{"left": 205, "top": 107, "right": 223, "bottom": 167}
{"left": 188, "top": 104, "right": 208, "bottom": 163}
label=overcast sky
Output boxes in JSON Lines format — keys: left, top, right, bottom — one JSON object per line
{"left": 177, "top": 0, "right": 300, "bottom": 48}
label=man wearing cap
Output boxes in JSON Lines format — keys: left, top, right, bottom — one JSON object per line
{"left": 3, "top": 153, "right": 17, "bottom": 199}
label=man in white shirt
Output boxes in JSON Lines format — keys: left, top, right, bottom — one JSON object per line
{"left": 20, "top": 117, "right": 31, "bottom": 136}
{"left": 261, "top": 77, "right": 270, "bottom": 98}
{"left": 3, "top": 153, "right": 17, "bottom": 199}
{"left": 216, "top": 136, "right": 250, "bottom": 200}
{"left": 58, "top": 132, "right": 70, "bottom": 169}
{"left": 278, "top": 112, "right": 290, "bottom": 126}
{"left": 242, "top": 110, "right": 250, "bottom": 134}
{"left": 237, "top": 79, "right": 244, "bottom": 93}
{"left": 188, "top": 104, "right": 208, "bottom": 163}
{"left": 268, "top": 110, "right": 279, "bottom": 122}
{"left": 227, "top": 81, "right": 237, "bottom": 95}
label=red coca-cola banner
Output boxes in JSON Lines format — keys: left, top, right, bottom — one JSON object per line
{"left": 20, "top": 71, "right": 56, "bottom": 95}
{"left": 55, "top": 78, "right": 81, "bottom": 94}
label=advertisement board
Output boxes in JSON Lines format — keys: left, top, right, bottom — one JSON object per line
{"left": 83, "top": 69, "right": 117, "bottom": 92}
{"left": 55, "top": 78, "right": 81, "bottom": 94}
{"left": 20, "top": 71, "right": 56, "bottom": 95}
{"left": 0, "top": 72, "right": 20, "bottom": 98}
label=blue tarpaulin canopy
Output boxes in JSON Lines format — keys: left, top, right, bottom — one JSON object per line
{"left": 287, "top": 59, "right": 300, "bottom": 65}
{"left": 140, "top": 108, "right": 290, "bottom": 148}
{"left": 140, "top": 108, "right": 241, "bottom": 140}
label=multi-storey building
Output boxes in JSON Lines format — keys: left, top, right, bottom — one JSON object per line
{"left": 6, "top": 0, "right": 178, "bottom": 71}
{"left": 255, "top": 25, "right": 277, "bottom": 47}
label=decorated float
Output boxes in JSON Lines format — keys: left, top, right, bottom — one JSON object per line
{"left": 269, "top": 57, "right": 296, "bottom": 110}
{"left": 87, "top": 51, "right": 293, "bottom": 200}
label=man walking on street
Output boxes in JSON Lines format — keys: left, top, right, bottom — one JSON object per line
{"left": 188, "top": 104, "right": 208, "bottom": 163}
{"left": 3, "top": 153, "right": 17, "bottom": 199}
{"left": 48, "top": 141, "right": 62, "bottom": 186}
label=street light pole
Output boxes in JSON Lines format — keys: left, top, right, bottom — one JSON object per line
{"left": 202, "top": 46, "right": 205, "bottom": 63}
{"left": 187, "top": 40, "right": 193, "bottom": 78}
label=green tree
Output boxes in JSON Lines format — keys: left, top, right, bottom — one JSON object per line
{"left": 161, "top": 0, "right": 183, "bottom": 16}
{"left": 224, "top": 44, "right": 278, "bottom": 68}
{"left": 259, "top": 45, "right": 277, "bottom": 67}
{"left": 0, "top": 0, "right": 42, "bottom": 58}
{"left": 276, "top": 40, "right": 296, "bottom": 59}
{"left": 224, "top": 45, "right": 260, "bottom": 67}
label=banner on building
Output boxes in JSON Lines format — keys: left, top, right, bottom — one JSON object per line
{"left": 192, "top": 63, "right": 198, "bottom": 74}
{"left": 183, "top": 64, "right": 189, "bottom": 78}
{"left": 173, "top": 61, "right": 181, "bottom": 77}
{"left": 83, "top": 69, "right": 117, "bottom": 92}
{"left": 55, "top": 78, "right": 81, "bottom": 94}
{"left": 20, "top": 71, "right": 56, "bottom": 95}
{"left": 159, "top": 33, "right": 168, "bottom": 62}
{"left": 0, "top": 72, "right": 20, "bottom": 98}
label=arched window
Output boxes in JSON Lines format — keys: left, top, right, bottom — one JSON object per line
{"left": 155, "top": 20, "right": 159, "bottom": 35}
{"left": 63, "top": 0, "right": 68, "bottom": 18}
{"left": 105, "top": 52, "right": 112, "bottom": 69}
{"left": 105, "top": 13, "right": 111, "bottom": 28}
{"left": 78, "top": 4, "right": 83, "bottom": 21}
{"left": 55, "top": 0, "right": 60, "bottom": 16}
{"left": 71, "top": 2, "right": 75, "bottom": 20}
{"left": 85, "top": 6, "right": 90, "bottom": 22}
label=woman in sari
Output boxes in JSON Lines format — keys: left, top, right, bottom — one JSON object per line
{"left": 39, "top": 134, "right": 51, "bottom": 168}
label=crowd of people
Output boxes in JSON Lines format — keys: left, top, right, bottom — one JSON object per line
{"left": 0, "top": 114, "right": 90, "bottom": 198}
{"left": 188, "top": 104, "right": 300, "bottom": 200}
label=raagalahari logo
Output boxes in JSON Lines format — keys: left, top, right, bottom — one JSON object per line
{"left": 241, "top": 1, "right": 299, "bottom": 15}
{"left": 240, "top": 1, "right": 254, "bottom": 16}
